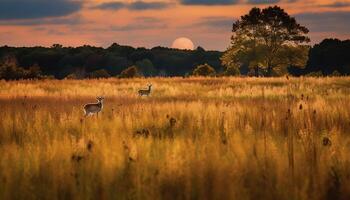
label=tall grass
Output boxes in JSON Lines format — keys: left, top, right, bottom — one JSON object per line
{"left": 0, "top": 77, "right": 350, "bottom": 200}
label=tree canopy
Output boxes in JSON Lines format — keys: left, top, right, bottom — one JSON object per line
{"left": 304, "top": 39, "right": 350, "bottom": 75}
{"left": 221, "top": 6, "right": 310, "bottom": 76}
{"left": 193, "top": 63, "right": 216, "bottom": 76}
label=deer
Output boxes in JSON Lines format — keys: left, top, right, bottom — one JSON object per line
{"left": 138, "top": 84, "right": 152, "bottom": 96}
{"left": 83, "top": 96, "right": 104, "bottom": 117}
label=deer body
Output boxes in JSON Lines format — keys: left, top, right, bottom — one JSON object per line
{"left": 138, "top": 84, "right": 152, "bottom": 96}
{"left": 84, "top": 97, "right": 104, "bottom": 117}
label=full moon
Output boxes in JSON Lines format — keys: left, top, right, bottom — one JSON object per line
{"left": 171, "top": 37, "right": 194, "bottom": 50}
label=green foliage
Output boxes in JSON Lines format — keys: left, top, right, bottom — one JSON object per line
{"left": 119, "top": 66, "right": 139, "bottom": 78}
{"left": 221, "top": 50, "right": 241, "bottom": 76}
{"left": 193, "top": 63, "right": 216, "bottom": 76}
{"left": 224, "top": 66, "right": 240, "bottom": 76}
{"left": 222, "top": 6, "right": 310, "bottom": 77}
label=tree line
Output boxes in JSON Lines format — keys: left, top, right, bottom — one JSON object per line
{"left": 0, "top": 44, "right": 222, "bottom": 80}
{"left": 0, "top": 6, "right": 350, "bottom": 80}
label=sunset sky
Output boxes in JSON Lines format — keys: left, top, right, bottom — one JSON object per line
{"left": 0, "top": 0, "right": 349, "bottom": 50}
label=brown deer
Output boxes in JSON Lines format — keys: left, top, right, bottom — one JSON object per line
{"left": 83, "top": 96, "right": 104, "bottom": 117}
{"left": 138, "top": 84, "right": 152, "bottom": 96}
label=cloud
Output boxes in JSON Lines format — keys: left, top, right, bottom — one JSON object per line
{"left": 94, "top": 1, "right": 171, "bottom": 11}
{"left": 193, "top": 16, "right": 234, "bottom": 31}
{"left": 128, "top": 1, "right": 171, "bottom": 10}
{"left": 93, "top": 2, "right": 125, "bottom": 10}
{"left": 0, "top": 0, "right": 83, "bottom": 20}
{"left": 0, "top": 15, "right": 84, "bottom": 26}
{"left": 246, "top": 0, "right": 280, "bottom": 4}
{"left": 110, "top": 17, "right": 167, "bottom": 31}
{"left": 319, "top": 2, "right": 350, "bottom": 8}
{"left": 180, "top": 0, "right": 238, "bottom": 5}
{"left": 295, "top": 11, "right": 350, "bottom": 33}
{"left": 110, "top": 23, "right": 167, "bottom": 31}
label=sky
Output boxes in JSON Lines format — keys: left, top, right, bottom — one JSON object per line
{"left": 0, "top": 0, "right": 349, "bottom": 50}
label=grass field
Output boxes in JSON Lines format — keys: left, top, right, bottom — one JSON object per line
{"left": 0, "top": 77, "right": 350, "bottom": 200}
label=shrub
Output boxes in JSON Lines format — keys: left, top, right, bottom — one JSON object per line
{"left": 24, "top": 64, "right": 42, "bottom": 79}
{"left": 193, "top": 63, "right": 216, "bottom": 76}
{"left": 306, "top": 71, "right": 323, "bottom": 77}
{"left": 331, "top": 70, "right": 341, "bottom": 77}
{"left": 0, "top": 64, "right": 25, "bottom": 80}
{"left": 224, "top": 66, "right": 240, "bottom": 76}
{"left": 0, "top": 56, "right": 42, "bottom": 80}
{"left": 88, "top": 69, "right": 111, "bottom": 79}
{"left": 119, "top": 66, "right": 139, "bottom": 78}
{"left": 65, "top": 73, "right": 78, "bottom": 80}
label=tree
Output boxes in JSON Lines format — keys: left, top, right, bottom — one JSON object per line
{"left": 221, "top": 6, "right": 310, "bottom": 76}
{"left": 51, "top": 44, "right": 63, "bottom": 49}
{"left": 193, "top": 63, "right": 216, "bottom": 76}
{"left": 0, "top": 56, "right": 43, "bottom": 80}
{"left": 0, "top": 55, "right": 25, "bottom": 80}
{"left": 25, "top": 64, "right": 42, "bottom": 79}
{"left": 135, "top": 59, "right": 157, "bottom": 77}
{"left": 305, "top": 39, "right": 350, "bottom": 75}
{"left": 119, "top": 66, "right": 139, "bottom": 78}
{"left": 0, "top": 62, "right": 25, "bottom": 80}
{"left": 224, "top": 66, "right": 240, "bottom": 76}
{"left": 220, "top": 50, "right": 241, "bottom": 76}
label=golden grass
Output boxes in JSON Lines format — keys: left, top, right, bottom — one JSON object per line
{"left": 0, "top": 77, "right": 350, "bottom": 200}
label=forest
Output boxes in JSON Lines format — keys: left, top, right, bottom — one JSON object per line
{"left": 0, "top": 44, "right": 222, "bottom": 79}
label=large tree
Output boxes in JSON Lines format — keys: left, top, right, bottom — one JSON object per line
{"left": 221, "top": 6, "right": 310, "bottom": 76}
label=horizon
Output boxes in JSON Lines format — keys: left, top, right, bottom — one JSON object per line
{"left": 1, "top": 37, "right": 349, "bottom": 52}
{"left": 0, "top": 0, "right": 350, "bottom": 51}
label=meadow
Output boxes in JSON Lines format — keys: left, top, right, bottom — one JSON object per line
{"left": 0, "top": 77, "right": 350, "bottom": 200}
